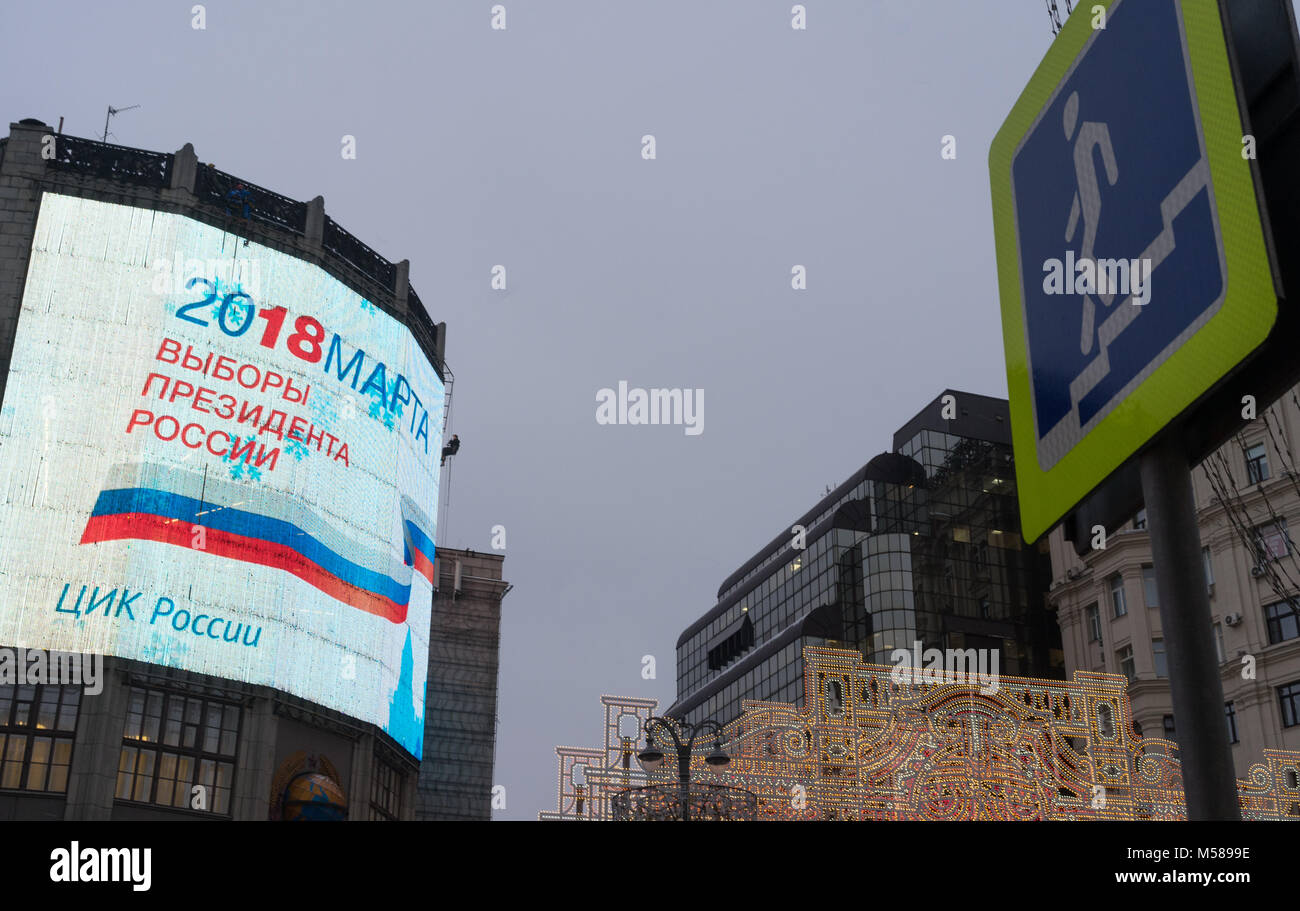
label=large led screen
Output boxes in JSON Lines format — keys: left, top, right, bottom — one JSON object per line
{"left": 0, "top": 193, "right": 444, "bottom": 758}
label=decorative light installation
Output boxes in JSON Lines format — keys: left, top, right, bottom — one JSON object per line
{"left": 542, "top": 648, "right": 1300, "bottom": 821}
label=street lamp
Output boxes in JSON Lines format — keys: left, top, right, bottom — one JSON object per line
{"left": 635, "top": 716, "right": 730, "bottom": 820}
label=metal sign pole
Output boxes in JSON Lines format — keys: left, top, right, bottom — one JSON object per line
{"left": 1138, "top": 435, "right": 1240, "bottom": 819}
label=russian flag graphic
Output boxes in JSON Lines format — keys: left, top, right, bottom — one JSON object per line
{"left": 402, "top": 518, "right": 436, "bottom": 587}
{"left": 79, "top": 464, "right": 435, "bottom": 624}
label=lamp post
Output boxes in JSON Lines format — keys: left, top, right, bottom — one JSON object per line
{"left": 635, "top": 716, "right": 730, "bottom": 821}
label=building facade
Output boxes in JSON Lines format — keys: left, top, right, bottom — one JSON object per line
{"left": 667, "top": 391, "right": 1062, "bottom": 728}
{"left": 0, "top": 120, "right": 451, "bottom": 820}
{"left": 1, "top": 655, "right": 423, "bottom": 821}
{"left": 1048, "top": 385, "right": 1300, "bottom": 775}
{"left": 417, "top": 548, "right": 510, "bottom": 820}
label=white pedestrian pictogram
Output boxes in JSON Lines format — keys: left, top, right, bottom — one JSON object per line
{"left": 1063, "top": 91, "right": 1119, "bottom": 356}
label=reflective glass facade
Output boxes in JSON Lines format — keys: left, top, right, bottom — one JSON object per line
{"left": 670, "top": 391, "right": 1063, "bottom": 728}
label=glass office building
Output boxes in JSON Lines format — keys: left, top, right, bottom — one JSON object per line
{"left": 667, "top": 391, "right": 1063, "bottom": 727}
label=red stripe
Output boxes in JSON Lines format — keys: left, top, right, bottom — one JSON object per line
{"left": 81, "top": 513, "right": 408, "bottom": 623}
{"left": 412, "top": 548, "right": 434, "bottom": 585}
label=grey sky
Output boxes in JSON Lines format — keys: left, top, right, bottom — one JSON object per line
{"left": 4, "top": 0, "right": 1292, "bottom": 820}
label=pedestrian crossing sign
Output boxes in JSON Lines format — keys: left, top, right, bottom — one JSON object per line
{"left": 990, "top": 0, "right": 1279, "bottom": 542}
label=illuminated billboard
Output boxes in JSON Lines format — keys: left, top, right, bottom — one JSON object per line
{"left": 0, "top": 193, "right": 444, "bottom": 758}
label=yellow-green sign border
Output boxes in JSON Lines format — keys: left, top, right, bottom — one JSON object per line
{"left": 990, "top": 0, "right": 1277, "bottom": 543}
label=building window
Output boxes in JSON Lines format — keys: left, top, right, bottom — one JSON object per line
{"left": 1265, "top": 600, "right": 1300, "bottom": 645}
{"left": 1109, "top": 574, "right": 1127, "bottom": 617}
{"left": 1246, "top": 443, "right": 1271, "bottom": 484}
{"left": 1253, "top": 520, "right": 1291, "bottom": 563}
{"left": 1214, "top": 623, "right": 1225, "bottom": 663}
{"left": 1225, "top": 701, "right": 1239, "bottom": 744}
{"left": 1202, "top": 546, "right": 1214, "bottom": 589}
{"left": 707, "top": 614, "right": 754, "bottom": 671}
{"left": 1116, "top": 645, "right": 1136, "bottom": 682}
{"left": 0, "top": 685, "right": 80, "bottom": 794}
{"left": 1163, "top": 715, "right": 1177, "bottom": 739}
{"left": 370, "top": 756, "right": 403, "bottom": 821}
{"left": 1086, "top": 603, "right": 1102, "bottom": 643}
{"left": 1142, "top": 565, "right": 1159, "bottom": 608}
{"left": 116, "top": 686, "right": 240, "bottom": 815}
{"left": 1152, "top": 639, "right": 1167, "bottom": 678}
{"left": 1280, "top": 681, "right": 1300, "bottom": 729}
{"left": 1133, "top": 508, "right": 1147, "bottom": 530}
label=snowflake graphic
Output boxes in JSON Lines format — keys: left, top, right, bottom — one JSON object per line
{"left": 385, "top": 378, "right": 404, "bottom": 422}
{"left": 201, "top": 275, "right": 227, "bottom": 318}
{"left": 141, "top": 627, "right": 191, "bottom": 666}
{"left": 221, "top": 434, "right": 262, "bottom": 482}
{"left": 360, "top": 298, "right": 376, "bottom": 314}
{"left": 363, "top": 378, "right": 403, "bottom": 432}
{"left": 286, "top": 439, "right": 310, "bottom": 461}
{"left": 309, "top": 388, "right": 340, "bottom": 430}
{"left": 210, "top": 285, "right": 252, "bottom": 324}
{"left": 166, "top": 274, "right": 237, "bottom": 317}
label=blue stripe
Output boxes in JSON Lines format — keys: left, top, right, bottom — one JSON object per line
{"left": 404, "top": 519, "right": 435, "bottom": 558}
{"left": 91, "top": 487, "right": 412, "bottom": 604}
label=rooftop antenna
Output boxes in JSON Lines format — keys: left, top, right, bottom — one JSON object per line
{"left": 102, "top": 104, "right": 141, "bottom": 143}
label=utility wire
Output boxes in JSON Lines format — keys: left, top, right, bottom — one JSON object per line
{"left": 1232, "top": 429, "right": 1300, "bottom": 588}
{"left": 1203, "top": 450, "right": 1298, "bottom": 604}
{"left": 1046, "top": 0, "right": 1076, "bottom": 35}
{"left": 1263, "top": 406, "right": 1300, "bottom": 504}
